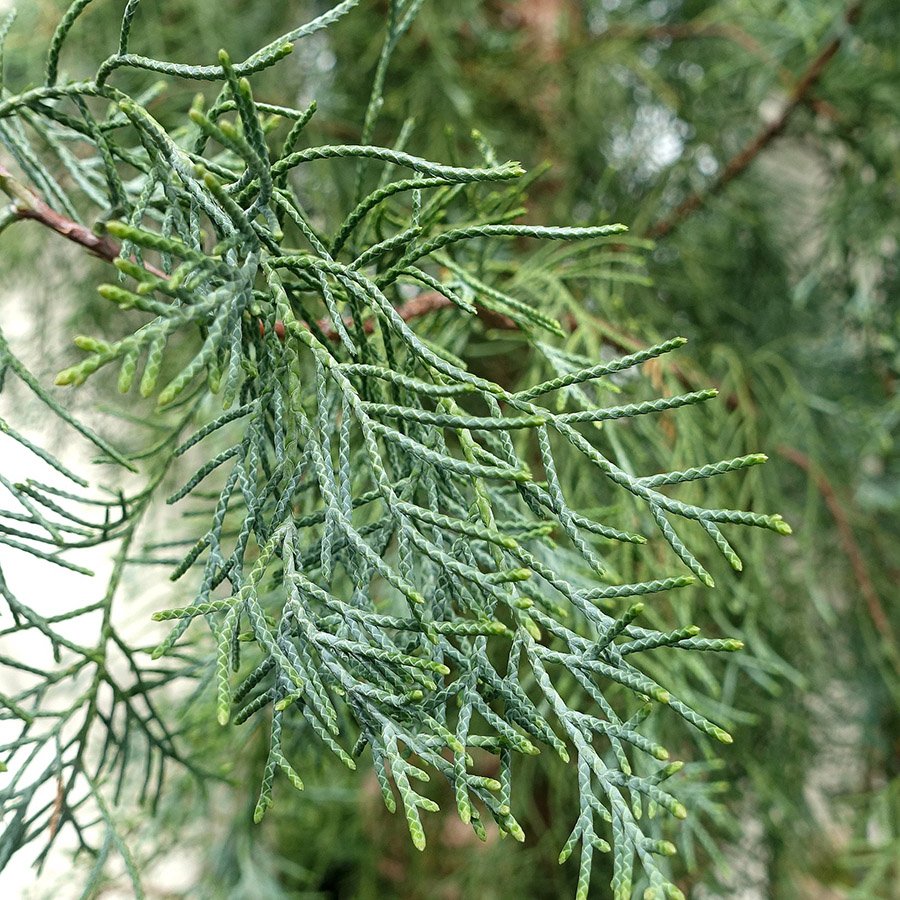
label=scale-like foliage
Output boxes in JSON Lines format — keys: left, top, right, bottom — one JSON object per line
{"left": 0, "top": 3, "right": 790, "bottom": 896}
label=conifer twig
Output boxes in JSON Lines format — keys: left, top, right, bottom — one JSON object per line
{"left": 0, "top": 171, "right": 510, "bottom": 339}
{"left": 0, "top": 6, "right": 792, "bottom": 892}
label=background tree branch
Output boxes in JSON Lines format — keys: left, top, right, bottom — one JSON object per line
{"left": 647, "top": 3, "right": 863, "bottom": 239}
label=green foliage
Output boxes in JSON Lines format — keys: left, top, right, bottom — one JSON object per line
{"left": 0, "top": 2, "right": 797, "bottom": 897}
{"left": 2, "top": 1, "right": 896, "bottom": 898}
{"left": 324, "top": 3, "right": 898, "bottom": 894}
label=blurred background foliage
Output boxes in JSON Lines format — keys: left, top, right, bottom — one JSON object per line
{"left": 1, "top": 0, "right": 896, "bottom": 897}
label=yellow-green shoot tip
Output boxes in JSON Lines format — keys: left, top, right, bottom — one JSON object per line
{"left": 772, "top": 516, "right": 793, "bottom": 535}
{"left": 713, "top": 727, "right": 733, "bottom": 744}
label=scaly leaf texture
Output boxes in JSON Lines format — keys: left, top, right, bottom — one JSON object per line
{"left": 0, "top": 3, "right": 789, "bottom": 896}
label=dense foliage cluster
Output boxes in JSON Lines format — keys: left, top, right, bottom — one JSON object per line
{"left": 0, "top": 1, "right": 895, "bottom": 898}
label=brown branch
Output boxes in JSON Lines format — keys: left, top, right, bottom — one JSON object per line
{"left": 505, "top": 0, "right": 575, "bottom": 62}
{"left": 319, "top": 291, "right": 451, "bottom": 338}
{"left": 0, "top": 161, "right": 167, "bottom": 278}
{"left": 776, "top": 444, "right": 895, "bottom": 647}
{"left": 316, "top": 292, "right": 452, "bottom": 340}
{"left": 317, "top": 292, "right": 518, "bottom": 340}
{"left": 647, "top": 4, "right": 862, "bottom": 240}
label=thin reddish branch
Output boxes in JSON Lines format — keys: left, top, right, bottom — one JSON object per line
{"left": 318, "top": 292, "right": 517, "bottom": 340}
{"left": 387, "top": 290, "right": 451, "bottom": 324}
{"left": 0, "top": 161, "right": 167, "bottom": 278}
{"left": 317, "top": 292, "right": 452, "bottom": 340}
{"left": 648, "top": 4, "right": 862, "bottom": 240}
{"left": 777, "top": 444, "right": 894, "bottom": 645}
